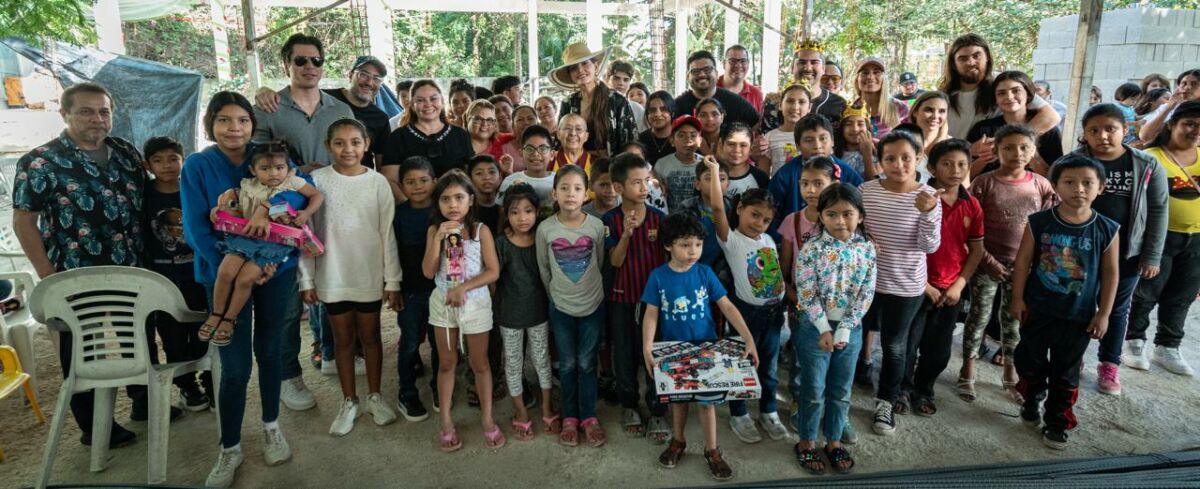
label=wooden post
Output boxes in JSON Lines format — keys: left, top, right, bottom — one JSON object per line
{"left": 241, "top": 0, "right": 263, "bottom": 94}
{"left": 651, "top": 0, "right": 666, "bottom": 91}
{"left": 1063, "top": 0, "right": 1103, "bottom": 152}
{"left": 527, "top": 0, "right": 540, "bottom": 97}
{"left": 799, "top": 0, "right": 813, "bottom": 39}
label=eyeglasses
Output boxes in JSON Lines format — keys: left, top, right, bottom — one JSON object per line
{"left": 522, "top": 145, "right": 554, "bottom": 154}
{"left": 470, "top": 117, "right": 498, "bottom": 125}
{"left": 726, "top": 58, "right": 750, "bottom": 66}
{"left": 292, "top": 56, "right": 325, "bottom": 68}
{"left": 689, "top": 66, "right": 715, "bottom": 76}
{"left": 353, "top": 70, "right": 384, "bottom": 84}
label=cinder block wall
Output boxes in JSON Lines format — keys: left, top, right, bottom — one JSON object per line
{"left": 1032, "top": 8, "right": 1200, "bottom": 103}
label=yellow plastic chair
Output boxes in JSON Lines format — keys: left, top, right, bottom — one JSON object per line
{"left": 0, "top": 344, "right": 45, "bottom": 462}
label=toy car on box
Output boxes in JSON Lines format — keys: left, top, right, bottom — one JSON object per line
{"left": 651, "top": 337, "right": 760, "bottom": 403}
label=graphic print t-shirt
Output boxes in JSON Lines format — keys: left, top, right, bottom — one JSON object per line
{"left": 143, "top": 187, "right": 193, "bottom": 281}
{"left": 1093, "top": 152, "right": 1134, "bottom": 253}
{"left": 641, "top": 263, "right": 727, "bottom": 342}
{"left": 718, "top": 229, "right": 784, "bottom": 305}
{"left": 1025, "top": 208, "right": 1119, "bottom": 321}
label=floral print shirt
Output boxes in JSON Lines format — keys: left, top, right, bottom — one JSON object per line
{"left": 559, "top": 88, "right": 638, "bottom": 157}
{"left": 13, "top": 132, "right": 145, "bottom": 271}
{"left": 795, "top": 231, "right": 876, "bottom": 344}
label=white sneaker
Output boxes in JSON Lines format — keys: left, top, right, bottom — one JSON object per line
{"left": 330, "top": 398, "right": 360, "bottom": 436}
{"left": 281, "top": 377, "right": 316, "bottom": 411}
{"left": 263, "top": 427, "right": 292, "bottom": 466}
{"left": 365, "top": 393, "right": 397, "bottom": 426}
{"left": 320, "top": 360, "right": 338, "bottom": 376}
{"left": 205, "top": 447, "right": 243, "bottom": 488}
{"left": 1124, "top": 339, "right": 1150, "bottom": 370}
{"left": 355, "top": 356, "right": 367, "bottom": 376}
{"left": 729, "top": 414, "right": 762, "bottom": 444}
{"left": 760, "top": 412, "right": 789, "bottom": 441}
{"left": 1154, "top": 346, "right": 1195, "bottom": 376}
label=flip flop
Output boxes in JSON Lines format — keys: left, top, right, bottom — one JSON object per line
{"left": 439, "top": 427, "right": 462, "bottom": 453}
{"left": 510, "top": 418, "right": 535, "bottom": 442}
{"left": 824, "top": 445, "right": 856, "bottom": 474}
{"left": 542, "top": 414, "right": 562, "bottom": 435}
{"left": 559, "top": 417, "right": 580, "bottom": 447}
{"left": 483, "top": 424, "right": 506, "bottom": 449}
{"left": 581, "top": 417, "right": 607, "bottom": 447}
{"left": 794, "top": 444, "right": 826, "bottom": 475}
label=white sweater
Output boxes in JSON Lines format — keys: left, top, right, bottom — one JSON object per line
{"left": 299, "top": 166, "right": 401, "bottom": 302}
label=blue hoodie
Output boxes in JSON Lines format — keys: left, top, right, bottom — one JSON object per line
{"left": 767, "top": 154, "right": 863, "bottom": 235}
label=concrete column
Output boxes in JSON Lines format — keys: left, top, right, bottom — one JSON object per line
{"left": 528, "top": 0, "right": 540, "bottom": 96}
{"left": 209, "top": 0, "right": 234, "bottom": 82}
{"left": 674, "top": 0, "right": 689, "bottom": 95}
{"left": 94, "top": 0, "right": 126, "bottom": 54}
{"left": 240, "top": 0, "right": 263, "bottom": 94}
{"left": 760, "top": 0, "right": 782, "bottom": 92}
{"left": 723, "top": 0, "right": 739, "bottom": 52}
{"left": 365, "top": 0, "right": 395, "bottom": 73}
{"left": 586, "top": 0, "right": 602, "bottom": 50}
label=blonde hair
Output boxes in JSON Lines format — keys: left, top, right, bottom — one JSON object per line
{"left": 854, "top": 71, "right": 901, "bottom": 131}
{"left": 465, "top": 99, "right": 498, "bottom": 142}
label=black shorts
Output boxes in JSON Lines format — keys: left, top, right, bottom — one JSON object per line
{"left": 325, "top": 300, "right": 383, "bottom": 316}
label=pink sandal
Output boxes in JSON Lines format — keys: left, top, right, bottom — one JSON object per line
{"left": 483, "top": 424, "right": 507, "bottom": 449}
{"left": 581, "top": 417, "right": 607, "bottom": 447}
{"left": 511, "top": 418, "right": 535, "bottom": 442}
{"left": 542, "top": 414, "right": 562, "bottom": 435}
{"left": 559, "top": 417, "right": 580, "bottom": 447}
{"left": 439, "top": 427, "right": 462, "bottom": 453}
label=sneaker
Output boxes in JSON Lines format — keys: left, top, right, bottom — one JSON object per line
{"left": 365, "top": 393, "right": 397, "bottom": 426}
{"left": 329, "top": 398, "right": 360, "bottom": 436}
{"left": 729, "top": 414, "right": 762, "bottom": 444}
{"left": 841, "top": 422, "right": 859, "bottom": 445}
{"left": 180, "top": 384, "right": 211, "bottom": 412}
{"left": 398, "top": 397, "right": 429, "bottom": 422}
{"left": 1042, "top": 427, "right": 1068, "bottom": 450}
{"left": 1124, "top": 339, "right": 1150, "bottom": 371}
{"left": 205, "top": 447, "right": 244, "bottom": 488}
{"left": 281, "top": 377, "right": 316, "bottom": 411}
{"left": 1097, "top": 362, "right": 1122, "bottom": 395}
{"left": 263, "top": 427, "right": 292, "bottom": 465}
{"left": 355, "top": 356, "right": 367, "bottom": 376}
{"left": 760, "top": 412, "right": 789, "bottom": 441}
{"left": 1020, "top": 403, "right": 1042, "bottom": 429}
{"left": 872, "top": 400, "right": 896, "bottom": 436}
{"left": 1154, "top": 346, "right": 1195, "bottom": 376}
{"left": 80, "top": 423, "right": 137, "bottom": 448}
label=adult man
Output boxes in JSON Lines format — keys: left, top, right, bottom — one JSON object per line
{"left": 821, "top": 61, "right": 845, "bottom": 95}
{"left": 672, "top": 50, "right": 760, "bottom": 129}
{"left": 491, "top": 75, "right": 523, "bottom": 105}
{"left": 252, "top": 33, "right": 353, "bottom": 412}
{"left": 938, "top": 33, "right": 1060, "bottom": 140}
{"left": 762, "top": 39, "right": 845, "bottom": 132}
{"left": 1033, "top": 80, "right": 1068, "bottom": 131}
{"left": 257, "top": 55, "right": 386, "bottom": 169}
{"left": 895, "top": 72, "right": 925, "bottom": 108}
{"left": 13, "top": 82, "right": 153, "bottom": 448}
{"left": 717, "top": 44, "right": 764, "bottom": 114}
{"left": 607, "top": 60, "right": 647, "bottom": 132}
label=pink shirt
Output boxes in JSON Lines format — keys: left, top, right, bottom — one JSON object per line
{"left": 970, "top": 171, "right": 1059, "bottom": 264}
{"left": 778, "top": 211, "right": 820, "bottom": 253}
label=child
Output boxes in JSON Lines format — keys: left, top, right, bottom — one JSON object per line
{"left": 793, "top": 183, "right": 876, "bottom": 475}
{"left": 200, "top": 141, "right": 324, "bottom": 346}
{"left": 679, "top": 160, "right": 731, "bottom": 269}
{"left": 720, "top": 123, "right": 769, "bottom": 199}
{"left": 901, "top": 139, "right": 984, "bottom": 416}
{"left": 499, "top": 124, "right": 557, "bottom": 215}
{"left": 655, "top": 115, "right": 704, "bottom": 211}
{"left": 959, "top": 125, "right": 1060, "bottom": 404}
{"left": 537, "top": 165, "right": 610, "bottom": 447}
{"left": 423, "top": 171, "right": 504, "bottom": 451}
{"left": 394, "top": 156, "right": 437, "bottom": 421}
{"left": 623, "top": 141, "right": 671, "bottom": 214}
{"left": 778, "top": 157, "right": 838, "bottom": 302}
{"left": 767, "top": 114, "right": 865, "bottom": 232}
{"left": 468, "top": 155, "right": 503, "bottom": 233}
{"left": 1074, "top": 103, "right": 1168, "bottom": 395}
{"left": 695, "top": 98, "right": 726, "bottom": 156}
{"left": 640, "top": 212, "right": 759, "bottom": 481}
{"left": 834, "top": 104, "right": 879, "bottom": 179}
{"left": 1115, "top": 82, "right": 1142, "bottom": 141}
{"left": 859, "top": 130, "right": 941, "bottom": 435}
{"left": 603, "top": 153, "right": 669, "bottom": 442}
{"left": 142, "top": 136, "right": 212, "bottom": 411}
{"left": 705, "top": 157, "right": 787, "bottom": 443}
{"left": 1011, "top": 154, "right": 1120, "bottom": 449}
{"left": 495, "top": 183, "right": 557, "bottom": 443}
{"left": 757, "top": 84, "right": 811, "bottom": 176}
{"left": 582, "top": 158, "right": 619, "bottom": 219}
{"left": 300, "top": 119, "right": 401, "bottom": 436}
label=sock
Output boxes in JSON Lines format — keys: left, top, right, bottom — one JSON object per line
{"left": 264, "top": 420, "right": 280, "bottom": 431}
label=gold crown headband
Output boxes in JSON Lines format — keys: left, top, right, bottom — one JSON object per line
{"left": 842, "top": 103, "right": 870, "bottom": 120}
{"left": 794, "top": 38, "right": 825, "bottom": 55}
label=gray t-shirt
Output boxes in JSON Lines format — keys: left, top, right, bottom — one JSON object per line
{"left": 85, "top": 146, "right": 110, "bottom": 170}
{"left": 654, "top": 152, "right": 702, "bottom": 211}
{"left": 535, "top": 214, "right": 606, "bottom": 317}
{"left": 253, "top": 86, "right": 354, "bottom": 166}
{"left": 496, "top": 234, "right": 548, "bottom": 329}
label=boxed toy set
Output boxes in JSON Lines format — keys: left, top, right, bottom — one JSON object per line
{"left": 651, "top": 337, "right": 761, "bottom": 403}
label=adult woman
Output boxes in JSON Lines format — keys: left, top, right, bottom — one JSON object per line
{"left": 1141, "top": 73, "right": 1171, "bottom": 93}
{"left": 499, "top": 105, "right": 538, "bottom": 173}
{"left": 489, "top": 94, "right": 516, "bottom": 134}
{"left": 1140, "top": 69, "right": 1200, "bottom": 143}
{"left": 966, "top": 71, "right": 1063, "bottom": 178}
{"left": 1090, "top": 85, "right": 1104, "bottom": 106}
{"left": 695, "top": 97, "right": 725, "bottom": 157}
{"left": 535, "top": 95, "right": 559, "bottom": 133}
{"left": 627, "top": 82, "right": 650, "bottom": 107}
{"left": 465, "top": 99, "right": 503, "bottom": 158}
{"left": 852, "top": 57, "right": 909, "bottom": 139}
{"left": 448, "top": 79, "right": 475, "bottom": 127}
{"left": 1127, "top": 100, "right": 1200, "bottom": 377}
{"left": 905, "top": 91, "right": 950, "bottom": 156}
{"left": 637, "top": 91, "right": 676, "bottom": 164}
{"left": 382, "top": 79, "right": 473, "bottom": 190}
{"left": 180, "top": 91, "right": 301, "bottom": 487}
{"left": 1136, "top": 88, "right": 1171, "bottom": 118}
{"left": 550, "top": 42, "right": 638, "bottom": 157}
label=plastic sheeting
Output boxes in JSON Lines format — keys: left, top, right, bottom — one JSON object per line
{"left": 1, "top": 37, "right": 203, "bottom": 156}
{"left": 83, "top": 0, "right": 199, "bottom": 22}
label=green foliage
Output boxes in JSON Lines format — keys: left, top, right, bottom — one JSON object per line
{"left": 0, "top": 0, "right": 94, "bottom": 46}
{"left": 124, "top": 9, "right": 216, "bottom": 76}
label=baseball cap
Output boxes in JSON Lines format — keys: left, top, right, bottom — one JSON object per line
{"left": 899, "top": 72, "right": 918, "bottom": 84}
{"left": 352, "top": 55, "right": 388, "bottom": 78}
{"left": 671, "top": 115, "right": 702, "bottom": 133}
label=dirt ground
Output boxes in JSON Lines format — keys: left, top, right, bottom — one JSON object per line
{"left": 2, "top": 306, "right": 1198, "bottom": 488}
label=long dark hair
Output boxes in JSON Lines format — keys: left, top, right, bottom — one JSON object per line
{"left": 500, "top": 182, "right": 540, "bottom": 236}
{"left": 992, "top": 71, "right": 1037, "bottom": 122}
{"left": 729, "top": 188, "right": 775, "bottom": 230}
{"left": 1149, "top": 100, "right": 1200, "bottom": 150}
{"left": 814, "top": 183, "right": 868, "bottom": 239}
{"left": 1077, "top": 103, "right": 1127, "bottom": 148}
{"left": 581, "top": 82, "right": 615, "bottom": 152}
{"left": 939, "top": 34, "right": 994, "bottom": 116}
{"left": 1135, "top": 88, "right": 1170, "bottom": 116}
{"left": 401, "top": 79, "right": 449, "bottom": 127}
{"left": 429, "top": 169, "right": 480, "bottom": 239}
{"left": 203, "top": 91, "right": 257, "bottom": 141}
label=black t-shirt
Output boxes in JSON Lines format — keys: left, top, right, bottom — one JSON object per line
{"left": 475, "top": 203, "right": 500, "bottom": 236}
{"left": 811, "top": 89, "right": 847, "bottom": 125}
{"left": 638, "top": 129, "right": 675, "bottom": 165}
{"left": 142, "top": 186, "right": 194, "bottom": 282}
{"left": 324, "top": 88, "right": 389, "bottom": 169}
{"left": 894, "top": 90, "right": 925, "bottom": 104}
{"left": 394, "top": 202, "right": 435, "bottom": 294}
{"left": 383, "top": 123, "right": 473, "bottom": 177}
{"left": 673, "top": 88, "right": 760, "bottom": 129}
{"left": 966, "top": 115, "right": 1065, "bottom": 174}
{"left": 1094, "top": 152, "right": 1134, "bottom": 253}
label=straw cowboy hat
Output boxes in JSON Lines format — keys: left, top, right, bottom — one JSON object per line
{"left": 550, "top": 42, "right": 613, "bottom": 90}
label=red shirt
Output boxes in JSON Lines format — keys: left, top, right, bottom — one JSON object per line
{"left": 926, "top": 186, "right": 985, "bottom": 289}
{"left": 717, "top": 77, "right": 764, "bottom": 115}
{"left": 486, "top": 133, "right": 515, "bottom": 162}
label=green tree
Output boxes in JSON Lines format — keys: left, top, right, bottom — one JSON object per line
{"left": 1, "top": 0, "right": 94, "bottom": 46}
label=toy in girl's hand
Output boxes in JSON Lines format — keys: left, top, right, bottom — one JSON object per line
{"left": 445, "top": 232, "right": 465, "bottom": 284}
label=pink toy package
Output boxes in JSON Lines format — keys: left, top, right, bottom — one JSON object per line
{"left": 213, "top": 210, "right": 325, "bottom": 257}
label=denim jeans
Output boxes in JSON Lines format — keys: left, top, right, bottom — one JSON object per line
{"left": 308, "top": 303, "right": 334, "bottom": 361}
{"left": 551, "top": 304, "right": 604, "bottom": 420}
{"left": 208, "top": 266, "right": 300, "bottom": 448}
{"left": 904, "top": 296, "right": 963, "bottom": 399}
{"left": 609, "top": 301, "right": 667, "bottom": 416}
{"left": 396, "top": 291, "right": 437, "bottom": 403}
{"left": 867, "top": 293, "right": 925, "bottom": 403}
{"left": 1129, "top": 232, "right": 1200, "bottom": 348}
{"left": 793, "top": 319, "right": 862, "bottom": 442}
{"left": 280, "top": 281, "right": 305, "bottom": 381}
{"left": 1014, "top": 309, "right": 1091, "bottom": 432}
{"left": 1098, "top": 258, "right": 1140, "bottom": 365}
{"left": 728, "top": 298, "right": 784, "bottom": 416}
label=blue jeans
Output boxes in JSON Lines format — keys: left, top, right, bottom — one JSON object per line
{"left": 208, "top": 266, "right": 300, "bottom": 448}
{"left": 793, "top": 319, "right": 862, "bottom": 442}
{"left": 280, "top": 282, "right": 305, "bottom": 381}
{"left": 1098, "top": 259, "right": 1140, "bottom": 365}
{"left": 396, "top": 292, "right": 438, "bottom": 403}
{"left": 308, "top": 303, "right": 335, "bottom": 361}
{"left": 729, "top": 298, "right": 784, "bottom": 416}
{"left": 551, "top": 304, "right": 604, "bottom": 420}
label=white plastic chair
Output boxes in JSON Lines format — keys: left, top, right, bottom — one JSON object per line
{"left": 30, "top": 266, "right": 220, "bottom": 487}
{"left": 0, "top": 221, "right": 44, "bottom": 392}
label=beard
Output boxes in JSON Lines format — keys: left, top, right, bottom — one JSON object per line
{"left": 959, "top": 69, "right": 983, "bottom": 85}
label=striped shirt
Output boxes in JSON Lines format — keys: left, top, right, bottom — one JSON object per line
{"left": 604, "top": 205, "right": 667, "bottom": 303}
{"left": 861, "top": 179, "right": 942, "bottom": 297}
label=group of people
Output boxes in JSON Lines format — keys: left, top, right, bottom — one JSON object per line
{"left": 13, "top": 28, "right": 1200, "bottom": 487}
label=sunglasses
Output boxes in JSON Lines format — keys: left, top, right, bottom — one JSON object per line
{"left": 292, "top": 56, "right": 325, "bottom": 68}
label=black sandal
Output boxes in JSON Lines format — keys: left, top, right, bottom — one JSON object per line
{"left": 893, "top": 392, "right": 911, "bottom": 415}
{"left": 824, "top": 445, "right": 855, "bottom": 474}
{"left": 914, "top": 395, "right": 937, "bottom": 417}
{"left": 197, "top": 312, "right": 223, "bottom": 342}
{"left": 210, "top": 317, "right": 236, "bottom": 346}
{"left": 794, "top": 443, "right": 826, "bottom": 475}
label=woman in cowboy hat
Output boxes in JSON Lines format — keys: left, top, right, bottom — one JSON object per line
{"left": 551, "top": 42, "right": 638, "bottom": 158}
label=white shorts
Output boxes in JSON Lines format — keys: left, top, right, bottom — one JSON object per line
{"left": 428, "top": 288, "right": 493, "bottom": 336}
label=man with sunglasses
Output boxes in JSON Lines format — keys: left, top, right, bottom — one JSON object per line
{"left": 717, "top": 44, "right": 764, "bottom": 114}
{"left": 672, "top": 50, "right": 760, "bottom": 130}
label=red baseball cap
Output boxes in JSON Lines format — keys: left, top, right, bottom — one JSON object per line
{"left": 671, "top": 115, "right": 702, "bottom": 133}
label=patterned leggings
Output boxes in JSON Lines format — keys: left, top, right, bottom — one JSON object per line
{"left": 500, "top": 323, "right": 552, "bottom": 397}
{"left": 962, "top": 274, "right": 1021, "bottom": 363}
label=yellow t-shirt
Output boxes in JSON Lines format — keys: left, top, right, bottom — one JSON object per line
{"left": 1146, "top": 147, "right": 1200, "bottom": 233}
